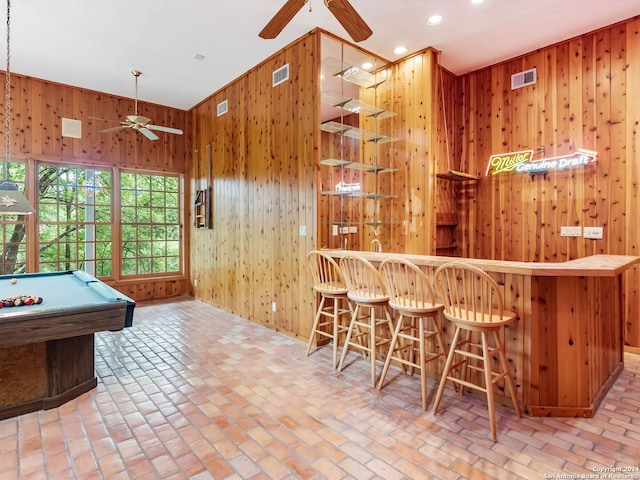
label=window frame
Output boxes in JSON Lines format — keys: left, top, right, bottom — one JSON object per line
{"left": 10, "top": 157, "right": 185, "bottom": 282}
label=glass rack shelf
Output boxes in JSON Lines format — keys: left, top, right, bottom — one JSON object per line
{"left": 322, "top": 57, "right": 389, "bottom": 89}
{"left": 320, "top": 158, "right": 396, "bottom": 173}
{"left": 321, "top": 121, "right": 394, "bottom": 144}
{"left": 321, "top": 91, "right": 396, "bottom": 120}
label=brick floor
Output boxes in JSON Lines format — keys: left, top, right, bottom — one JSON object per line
{"left": 0, "top": 296, "right": 639, "bottom": 479}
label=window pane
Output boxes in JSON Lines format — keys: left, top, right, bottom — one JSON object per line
{"left": 37, "top": 165, "right": 112, "bottom": 277}
{"left": 0, "top": 161, "right": 30, "bottom": 274}
{"left": 120, "top": 172, "right": 181, "bottom": 276}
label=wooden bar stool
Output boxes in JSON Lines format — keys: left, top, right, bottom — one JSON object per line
{"left": 306, "top": 250, "right": 352, "bottom": 369}
{"left": 377, "top": 257, "right": 446, "bottom": 410}
{"left": 337, "top": 253, "right": 394, "bottom": 387}
{"left": 432, "top": 261, "right": 522, "bottom": 442}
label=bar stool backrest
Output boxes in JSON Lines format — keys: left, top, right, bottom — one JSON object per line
{"left": 434, "top": 261, "right": 508, "bottom": 325}
{"left": 339, "top": 254, "right": 387, "bottom": 303}
{"left": 307, "top": 250, "right": 348, "bottom": 295}
{"left": 379, "top": 257, "right": 439, "bottom": 311}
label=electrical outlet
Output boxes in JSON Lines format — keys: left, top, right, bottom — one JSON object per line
{"left": 560, "top": 226, "right": 582, "bottom": 237}
{"left": 271, "top": 302, "right": 277, "bottom": 312}
{"left": 584, "top": 226, "right": 603, "bottom": 239}
{"left": 194, "top": 279, "right": 198, "bottom": 286}
{"left": 299, "top": 225, "right": 307, "bottom": 236}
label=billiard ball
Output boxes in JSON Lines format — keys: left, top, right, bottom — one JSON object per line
{"left": 10, "top": 278, "right": 16, "bottom": 284}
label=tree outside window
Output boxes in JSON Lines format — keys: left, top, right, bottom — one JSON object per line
{"left": 120, "top": 172, "right": 180, "bottom": 276}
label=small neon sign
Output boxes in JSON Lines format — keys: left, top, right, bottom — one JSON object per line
{"left": 335, "top": 182, "right": 361, "bottom": 193}
{"left": 486, "top": 148, "right": 597, "bottom": 176}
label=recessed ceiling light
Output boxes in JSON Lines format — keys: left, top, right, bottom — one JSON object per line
{"left": 469, "top": 0, "right": 485, "bottom": 4}
{"left": 361, "top": 62, "right": 373, "bottom": 70}
{"left": 427, "top": 14, "right": 444, "bottom": 26}
{"left": 393, "top": 46, "right": 408, "bottom": 55}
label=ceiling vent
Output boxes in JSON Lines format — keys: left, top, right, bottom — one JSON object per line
{"left": 511, "top": 67, "right": 537, "bottom": 90}
{"left": 272, "top": 64, "right": 289, "bottom": 87}
{"left": 217, "top": 99, "right": 228, "bottom": 117}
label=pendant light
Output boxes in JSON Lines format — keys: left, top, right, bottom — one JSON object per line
{"left": 0, "top": 0, "right": 34, "bottom": 215}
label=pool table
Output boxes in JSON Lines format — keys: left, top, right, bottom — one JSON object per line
{"left": 0, "top": 270, "right": 134, "bottom": 420}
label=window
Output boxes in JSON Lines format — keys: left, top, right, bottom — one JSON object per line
{"left": 120, "top": 172, "right": 180, "bottom": 275}
{"left": 0, "top": 161, "right": 29, "bottom": 275}
{"left": 38, "top": 165, "right": 113, "bottom": 276}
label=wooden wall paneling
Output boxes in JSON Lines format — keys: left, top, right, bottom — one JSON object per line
{"left": 594, "top": 30, "right": 612, "bottom": 255}
{"left": 249, "top": 65, "right": 270, "bottom": 327}
{"left": 11, "top": 75, "right": 26, "bottom": 155}
{"left": 454, "top": 77, "right": 476, "bottom": 259}
{"left": 507, "top": 61, "right": 522, "bottom": 262}
{"left": 540, "top": 47, "right": 559, "bottom": 262}
{"left": 390, "top": 65, "right": 408, "bottom": 253}
{"left": 237, "top": 83, "right": 254, "bottom": 319}
{"left": 566, "top": 37, "right": 585, "bottom": 261}
{"left": 395, "top": 56, "right": 425, "bottom": 253}
{"left": 580, "top": 35, "right": 597, "bottom": 258}
{"left": 225, "top": 88, "right": 242, "bottom": 316}
{"left": 609, "top": 24, "right": 627, "bottom": 257}
{"left": 434, "top": 68, "right": 460, "bottom": 256}
{"left": 28, "top": 78, "right": 44, "bottom": 156}
{"left": 276, "top": 50, "right": 294, "bottom": 335}
{"left": 390, "top": 49, "right": 439, "bottom": 255}
{"left": 60, "top": 86, "right": 73, "bottom": 158}
{"left": 88, "top": 93, "right": 108, "bottom": 163}
{"left": 625, "top": 18, "right": 640, "bottom": 349}
{"left": 42, "top": 82, "right": 60, "bottom": 156}
{"left": 426, "top": 50, "right": 440, "bottom": 256}
{"left": 297, "top": 33, "right": 319, "bottom": 340}
{"left": 529, "top": 51, "right": 546, "bottom": 262}
{"left": 555, "top": 42, "right": 572, "bottom": 260}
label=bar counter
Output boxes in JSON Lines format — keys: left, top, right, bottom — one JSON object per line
{"left": 327, "top": 251, "right": 640, "bottom": 417}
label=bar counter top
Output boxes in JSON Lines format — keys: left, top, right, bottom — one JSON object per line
{"left": 326, "top": 251, "right": 640, "bottom": 277}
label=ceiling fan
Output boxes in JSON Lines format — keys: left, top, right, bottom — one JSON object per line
{"left": 260, "top": 0, "right": 372, "bottom": 42}
{"left": 94, "top": 70, "right": 184, "bottom": 141}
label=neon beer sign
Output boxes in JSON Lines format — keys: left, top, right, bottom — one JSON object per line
{"left": 486, "top": 148, "right": 597, "bottom": 176}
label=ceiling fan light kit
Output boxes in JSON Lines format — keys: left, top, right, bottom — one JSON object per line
{"left": 95, "top": 70, "right": 184, "bottom": 141}
{"left": 260, "top": 0, "right": 372, "bottom": 42}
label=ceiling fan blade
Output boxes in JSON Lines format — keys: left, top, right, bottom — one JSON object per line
{"left": 259, "top": 0, "right": 308, "bottom": 39}
{"left": 100, "top": 125, "right": 127, "bottom": 133}
{"left": 89, "top": 116, "right": 120, "bottom": 123}
{"left": 325, "top": 0, "right": 372, "bottom": 42}
{"left": 138, "top": 128, "right": 160, "bottom": 141}
{"left": 146, "top": 124, "right": 184, "bottom": 135}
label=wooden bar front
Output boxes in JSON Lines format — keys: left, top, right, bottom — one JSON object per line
{"left": 327, "top": 251, "right": 640, "bottom": 417}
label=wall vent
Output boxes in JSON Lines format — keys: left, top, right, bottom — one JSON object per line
{"left": 272, "top": 64, "right": 289, "bottom": 87}
{"left": 511, "top": 67, "right": 537, "bottom": 90}
{"left": 217, "top": 99, "right": 228, "bottom": 117}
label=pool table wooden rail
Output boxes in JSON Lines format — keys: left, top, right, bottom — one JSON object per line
{"left": 0, "top": 302, "right": 127, "bottom": 349}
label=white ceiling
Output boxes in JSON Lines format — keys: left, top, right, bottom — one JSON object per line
{"left": 8, "top": 0, "right": 640, "bottom": 111}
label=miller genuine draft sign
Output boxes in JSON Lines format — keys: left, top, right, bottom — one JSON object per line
{"left": 486, "top": 148, "right": 598, "bottom": 176}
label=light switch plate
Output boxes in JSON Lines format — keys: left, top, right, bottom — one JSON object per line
{"left": 560, "top": 226, "right": 581, "bottom": 237}
{"left": 584, "top": 226, "right": 603, "bottom": 239}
